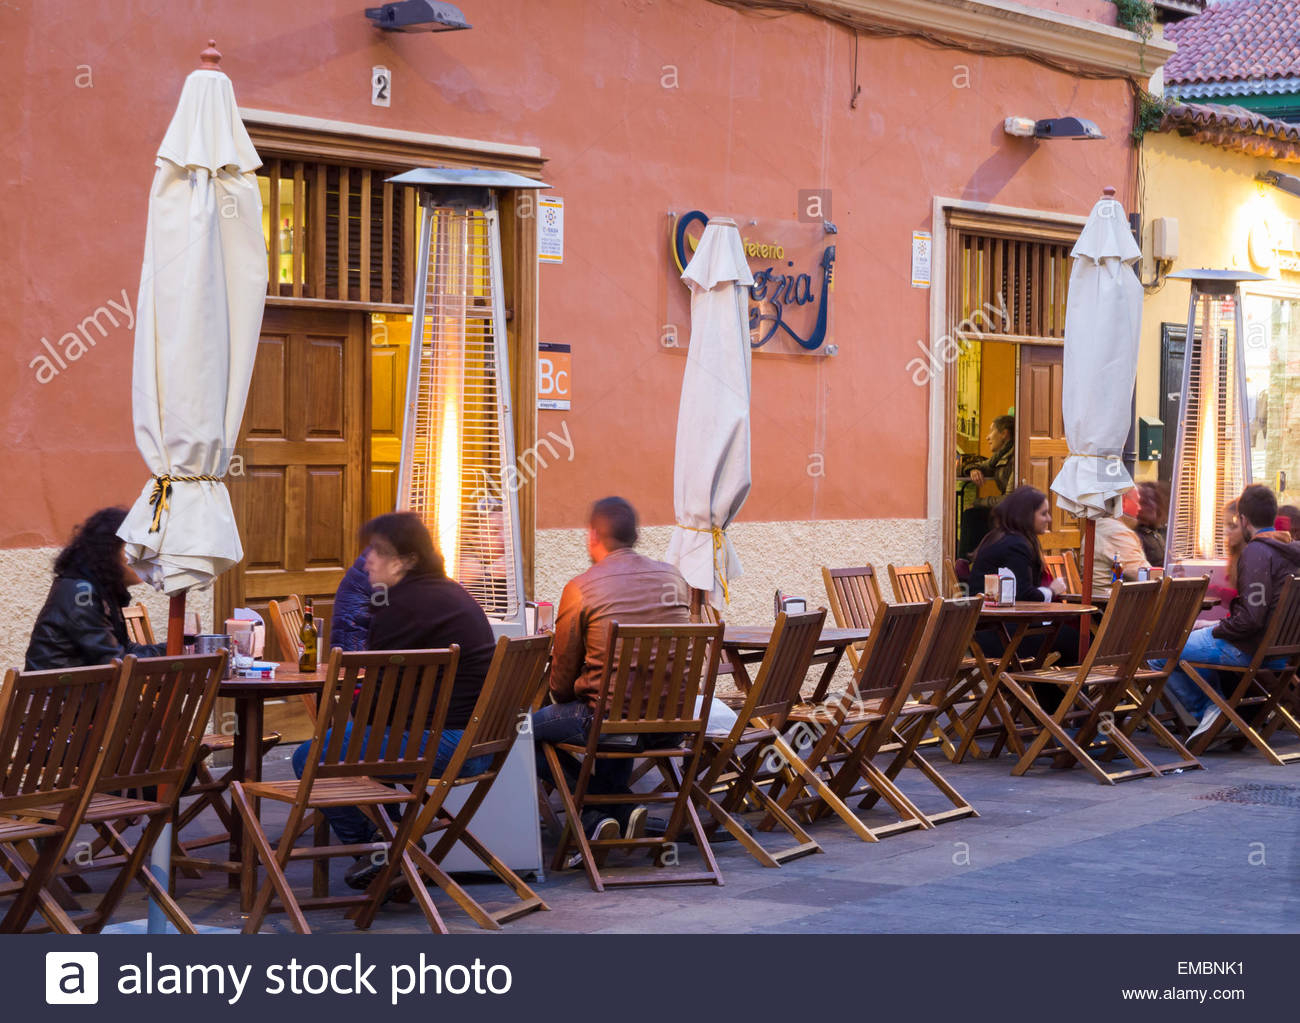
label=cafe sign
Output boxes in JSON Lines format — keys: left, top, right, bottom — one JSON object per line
{"left": 669, "top": 210, "right": 836, "bottom": 354}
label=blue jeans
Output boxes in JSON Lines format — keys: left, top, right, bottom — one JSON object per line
{"left": 291, "top": 724, "right": 491, "bottom": 845}
{"left": 1155, "top": 627, "right": 1285, "bottom": 723}
{"left": 532, "top": 701, "right": 637, "bottom": 830}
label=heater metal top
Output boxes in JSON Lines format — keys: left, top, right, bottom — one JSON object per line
{"left": 387, "top": 167, "right": 549, "bottom": 189}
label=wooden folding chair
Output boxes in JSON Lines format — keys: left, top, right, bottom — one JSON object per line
{"left": 1043, "top": 553, "right": 1068, "bottom": 588}
{"left": 1108, "top": 576, "right": 1209, "bottom": 774}
{"left": 268, "top": 595, "right": 319, "bottom": 718}
{"left": 0, "top": 664, "right": 123, "bottom": 934}
{"left": 822, "top": 565, "right": 884, "bottom": 670}
{"left": 692, "top": 609, "right": 828, "bottom": 867}
{"left": 1063, "top": 550, "right": 1083, "bottom": 594}
{"left": 774, "top": 601, "right": 932, "bottom": 841}
{"left": 1182, "top": 575, "right": 1300, "bottom": 764}
{"left": 998, "top": 581, "right": 1164, "bottom": 783}
{"left": 232, "top": 647, "right": 459, "bottom": 933}
{"left": 859, "top": 596, "right": 985, "bottom": 826}
{"left": 123, "top": 601, "right": 286, "bottom": 883}
{"left": 365, "top": 634, "right": 555, "bottom": 932}
{"left": 942, "top": 558, "right": 965, "bottom": 597}
{"left": 888, "top": 562, "right": 939, "bottom": 603}
{"left": 34, "top": 652, "right": 227, "bottom": 932}
{"left": 543, "top": 622, "right": 724, "bottom": 892}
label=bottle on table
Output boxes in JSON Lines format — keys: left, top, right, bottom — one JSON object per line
{"left": 299, "top": 598, "right": 318, "bottom": 673}
{"left": 1110, "top": 555, "right": 1122, "bottom": 585}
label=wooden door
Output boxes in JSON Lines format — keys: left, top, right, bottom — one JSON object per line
{"left": 216, "top": 306, "right": 366, "bottom": 655}
{"left": 1017, "top": 344, "right": 1080, "bottom": 552}
{"left": 367, "top": 315, "right": 411, "bottom": 519}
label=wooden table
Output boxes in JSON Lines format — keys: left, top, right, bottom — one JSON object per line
{"left": 944, "top": 602, "right": 1097, "bottom": 763}
{"left": 721, "top": 625, "right": 871, "bottom": 700}
{"left": 218, "top": 663, "right": 325, "bottom": 910}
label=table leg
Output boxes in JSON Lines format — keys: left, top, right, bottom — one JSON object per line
{"left": 808, "top": 646, "right": 848, "bottom": 703}
{"left": 952, "top": 622, "right": 1033, "bottom": 761}
{"left": 229, "top": 697, "right": 264, "bottom": 912}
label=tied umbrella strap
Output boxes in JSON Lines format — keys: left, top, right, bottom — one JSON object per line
{"left": 677, "top": 523, "right": 732, "bottom": 604}
{"left": 148, "top": 473, "right": 221, "bottom": 532}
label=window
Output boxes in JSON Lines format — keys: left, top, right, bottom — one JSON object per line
{"left": 1243, "top": 292, "right": 1300, "bottom": 503}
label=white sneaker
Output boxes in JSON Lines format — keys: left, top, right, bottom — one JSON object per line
{"left": 1188, "top": 706, "right": 1221, "bottom": 742}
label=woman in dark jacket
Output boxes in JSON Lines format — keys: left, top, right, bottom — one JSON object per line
{"left": 968, "top": 487, "right": 1076, "bottom": 702}
{"left": 968, "top": 486, "right": 1066, "bottom": 602}
{"left": 292, "top": 512, "right": 495, "bottom": 888}
{"left": 25, "top": 507, "right": 167, "bottom": 670}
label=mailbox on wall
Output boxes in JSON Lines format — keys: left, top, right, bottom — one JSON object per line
{"left": 1138, "top": 416, "right": 1163, "bottom": 462}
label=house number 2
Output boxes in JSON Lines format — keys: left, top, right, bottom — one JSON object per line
{"left": 372, "top": 66, "right": 391, "bottom": 107}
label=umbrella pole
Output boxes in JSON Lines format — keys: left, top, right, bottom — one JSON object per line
{"left": 149, "top": 591, "right": 187, "bottom": 933}
{"left": 1078, "top": 519, "right": 1095, "bottom": 660}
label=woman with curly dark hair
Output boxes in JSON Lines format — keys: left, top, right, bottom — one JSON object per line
{"left": 25, "top": 507, "right": 167, "bottom": 669}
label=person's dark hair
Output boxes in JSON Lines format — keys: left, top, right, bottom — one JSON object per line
{"left": 54, "top": 506, "right": 132, "bottom": 609}
{"left": 992, "top": 414, "right": 1015, "bottom": 438}
{"left": 359, "top": 512, "right": 446, "bottom": 579}
{"left": 1237, "top": 484, "right": 1278, "bottom": 531}
{"left": 1137, "top": 480, "right": 1169, "bottom": 527}
{"left": 1276, "top": 504, "right": 1300, "bottom": 533}
{"left": 973, "top": 485, "right": 1048, "bottom": 576}
{"left": 590, "top": 496, "right": 638, "bottom": 550}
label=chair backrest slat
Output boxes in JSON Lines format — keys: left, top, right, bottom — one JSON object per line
{"left": 301, "top": 648, "right": 459, "bottom": 784}
{"left": 461, "top": 634, "right": 554, "bottom": 758}
{"left": 1083, "top": 580, "right": 1163, "bottom": 672}
{"left": 1142, "top": 577, "right": 1209, "bottom": 664}
{"left": 1255, "top": 575, "right": 1300, "bottom": 660}
{"left": 122, "top": 603, "right": 156, "bottom": 645}
{"left": 0, "top": 664, "right": 122, "bottom": 816}
{"left": 850, "top": 602, "right": 931, "bottom": 703}
{"left": 1063, "top": 550, "right": 1083, "bottom": 593}
{"left": 1043, "top": 554, "right": 1068, "bottom": 587}
{"left": 268, "top": 595, "right": 305, "bottom": 660}
{"left": 888, "top": 563, "right": 939, "bottom": 604}
{"left": 738, "top": 609, "right": 827, "bottom": 731}
{"left": 823, "top": 565, "right": 883, "bottom": 630}
{"left": 595, "top": 623, "right": 723, "bottom": 730}
{"left": 94, "top": 654, "right": 226, "bottom": 792}
{"left": 902, "top": 597, "right": 983, "bottom": 702}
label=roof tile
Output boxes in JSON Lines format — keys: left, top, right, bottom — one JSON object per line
{"left": 1165, "top": 0, "right": 1300, "bottom": 85}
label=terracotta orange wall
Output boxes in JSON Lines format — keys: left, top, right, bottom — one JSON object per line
{"left": 0, "top": 0, "right": 1136, "bottom": 544}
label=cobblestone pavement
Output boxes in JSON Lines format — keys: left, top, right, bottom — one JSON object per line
{"left": 84, "top": 737, "right": 1300, "bottom": 935}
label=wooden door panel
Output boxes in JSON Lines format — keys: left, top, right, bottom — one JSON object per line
{"left": 218, "top": 306, "right": 365, "bottom": 641}
{"left": 304, "top": 336, "right": 346, "bottom": 437}
{"left": 1018, "top": 345, "right": 1079, "bottom": 552}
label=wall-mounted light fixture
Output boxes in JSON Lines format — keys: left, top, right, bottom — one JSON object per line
{"left": 365, "top": 0, "right": 470, "bottom": 32}
{"left": 1003, "top": 116, "right": 1104, "bottom": 140}
{"left": 1258, "top": 170, "right": 1300, "bottom": 200}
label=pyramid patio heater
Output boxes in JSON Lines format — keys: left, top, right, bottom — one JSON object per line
{"left": 1165, "top": 269, "right": 1268, "bottom": 575}
{"left": 389, "top": 168, "right": 547, "bottom": 637}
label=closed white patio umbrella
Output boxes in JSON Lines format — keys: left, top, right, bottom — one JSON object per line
{"left": 114, "top": 41, "right": 265, "bottom": 934}
{"left": 118, "top": 42, "right": 266, "bottom": 603}
{"left": 665, "top": 218, "right": 754, "bottom": 610}
{"left": 1051, "top": 186, "right": 1143, "bottom": 623}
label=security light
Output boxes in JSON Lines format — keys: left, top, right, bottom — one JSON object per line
{"left": 1258, "top": 170, "right": 1300, "bottom": 200}
{"left": 365, "top": 1, "right": 470, "bottom": 32}
{"left": 1034, "top": 117, "right": 1104, "bottom": 140}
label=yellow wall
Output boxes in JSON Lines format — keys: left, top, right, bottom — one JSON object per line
{"left": 1136, "top": 132, "right": 1300, "bottom": 479}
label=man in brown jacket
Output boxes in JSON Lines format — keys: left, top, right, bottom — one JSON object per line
{"left": 1161, "top": 484, "right": 1300, "bottom": 738}
{"left": 533, "top": 497, "right": 691, "bottom": 846}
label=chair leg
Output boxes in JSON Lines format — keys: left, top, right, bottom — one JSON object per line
{"left": 1002, "top": 678, "right": 1116, "bottom": 784}
{"left": 1185, "top": 666, "right": 1286, "bottom": 765}
{"left": 542, "top": 743, "right": 604, "bottom": 892}
{"left": 230, "top": 783, "right": 308, "bottom": 934}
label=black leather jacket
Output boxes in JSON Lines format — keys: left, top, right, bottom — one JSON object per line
{"left": 24, "top": 577, "right": 166, "bottom": 670}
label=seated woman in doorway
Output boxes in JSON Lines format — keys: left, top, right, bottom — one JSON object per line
{"left": 291, "top": 512, "right": 497, "bottom": 891}
{"left": 25, "top": 506, "right": 167, "bottom": 670}
{"left": 967, "top": 486, "right": 1076, "bottom": 708}
{"left": 960, "top": 415, "right": 1015, "bottom": 557}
